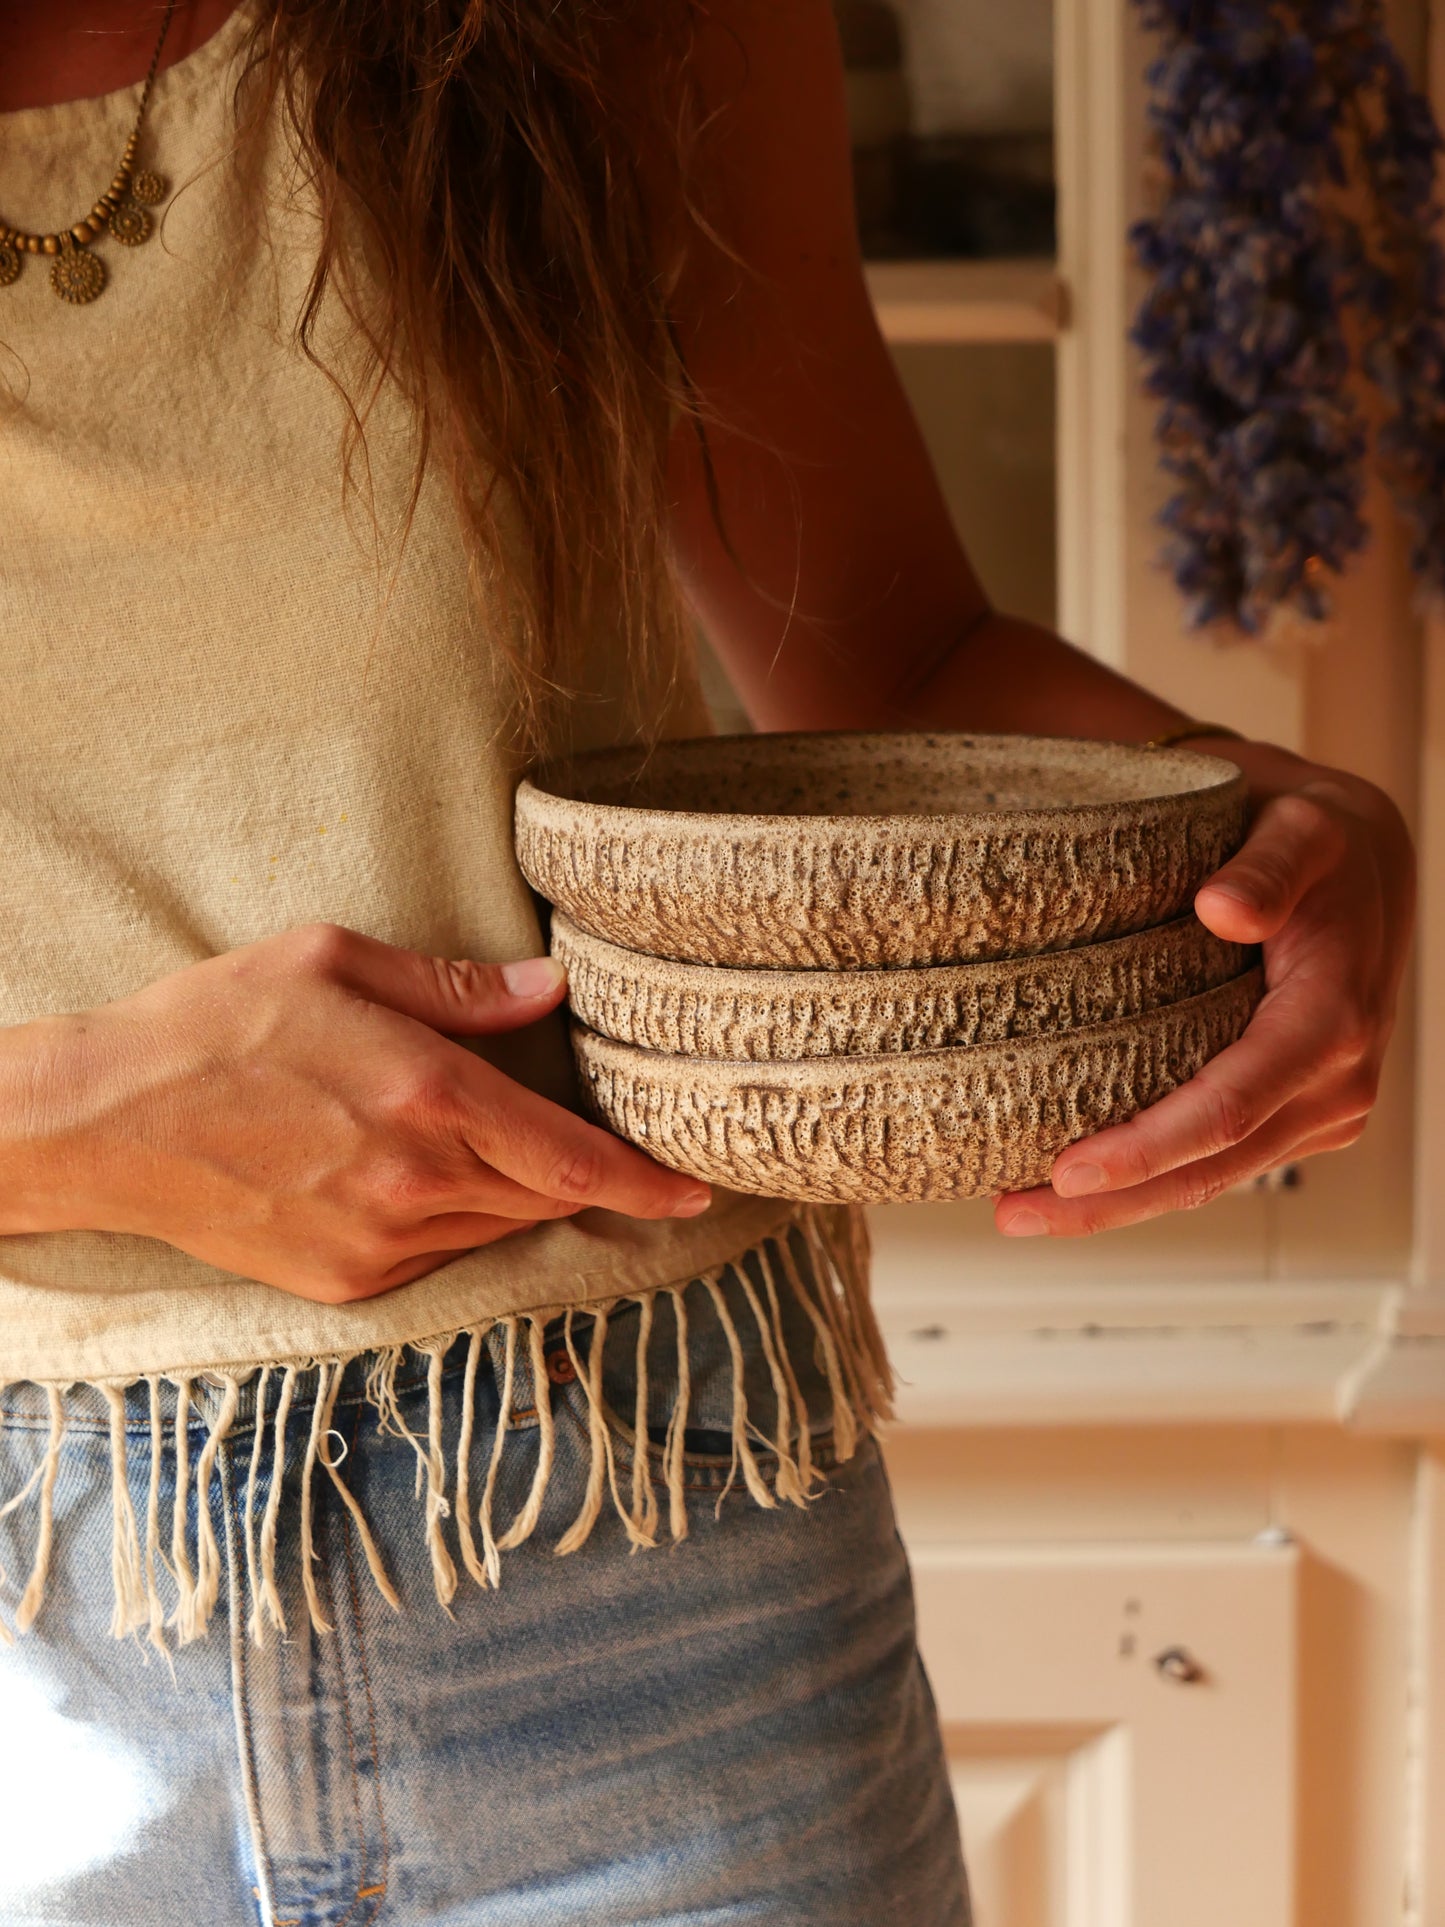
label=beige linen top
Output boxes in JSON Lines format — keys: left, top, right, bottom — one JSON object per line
{"left": 0, "top": 10, "right": 800, "bottom": 1390}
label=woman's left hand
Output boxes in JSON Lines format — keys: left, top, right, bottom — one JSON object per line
{"left": 994, "top": 740, "right": 1416, "bottom": 1237}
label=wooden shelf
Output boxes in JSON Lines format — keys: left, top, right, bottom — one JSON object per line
{"left": 865, "top": 258, "right": 1066, "bottom": 344}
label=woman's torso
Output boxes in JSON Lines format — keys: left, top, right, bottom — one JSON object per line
{"left": 0, "top": 8, "right": 791, "bottom": 1387}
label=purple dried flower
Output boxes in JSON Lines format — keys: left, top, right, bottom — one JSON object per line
{"left": 1131, "top": 0, "right": 1445, "bottom": 626}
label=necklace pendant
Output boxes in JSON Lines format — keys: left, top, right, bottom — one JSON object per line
{"left": 109, "top": 202, "right": 153, "bottom": 248}
{"left": 129, "top": 170, "right": 168, "bottom": 209}
{"left": 50, "top": 242, "right": 105, "bottom": 305}
{"left": 0, "top": 0, "right": 173, "bottom": 310}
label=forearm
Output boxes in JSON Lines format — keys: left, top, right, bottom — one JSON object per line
{"left": 891, "top": 611, "right": 1402, "bottom": 839}
{"left": 889, "top": 610, "right": 1185, "bottom": 743}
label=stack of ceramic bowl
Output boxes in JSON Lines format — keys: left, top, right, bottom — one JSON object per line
{"left": 514, "top": 732, "right": 1263, "bottom": 1205}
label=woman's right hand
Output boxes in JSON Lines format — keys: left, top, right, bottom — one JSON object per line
{"left": 0, "top": 923, "right": 711, "bottom": 1304}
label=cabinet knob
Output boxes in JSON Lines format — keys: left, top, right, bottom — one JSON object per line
{"left": 1154, "top": 1645, "right": 1207, "bottom": 1685}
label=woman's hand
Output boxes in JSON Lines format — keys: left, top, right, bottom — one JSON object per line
{"left": 0, "top": 923, "right": 710, "bottom": 1301}
{"left": 995, "top": 742, "right": 1416, "bottom": 1237}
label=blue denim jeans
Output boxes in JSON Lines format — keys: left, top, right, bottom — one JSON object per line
{"left": 0, "top": 1266, "right": 968, "bottom": 1926}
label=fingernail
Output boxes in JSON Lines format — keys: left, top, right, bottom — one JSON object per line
{"left": 1000, "top": 1208, "right": 1048, "bottom": 1237}
{"left": 671, "top": 1187, "right": 712, "bottom": 1218}
{"left": 1053, "top": 1161, "right": 1107, "bottom": 1198}
{"left": 1201, "top": 881, "right": 1257, "bottom": 911}
{"left": 501, "top": 956, "right": 566, "bottom": 999}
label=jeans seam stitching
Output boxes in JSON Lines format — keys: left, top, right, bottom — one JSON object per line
{"left": 339, "top": 1398, "right": 392, "bottom": 1923}
{"left": 222, "top": 1438, "right": 282, "bottom": 1927}
{"left": 317, "top": 1489, "right": 373, "bottom": 1927}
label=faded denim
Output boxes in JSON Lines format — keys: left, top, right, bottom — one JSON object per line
{"left": 0, "top": 1270, "right": 969, "bottom": 1926}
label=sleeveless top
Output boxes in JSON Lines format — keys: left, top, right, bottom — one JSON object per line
{"left": 0, "top": 10, "right": 887, "bottom": 1643}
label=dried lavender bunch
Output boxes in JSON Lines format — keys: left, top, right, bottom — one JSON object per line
{"left": 1130, "top": 0, "right": 1445, "bottom": 629}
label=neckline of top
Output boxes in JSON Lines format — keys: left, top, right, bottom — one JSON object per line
{"left": 0, "top": 4, "right": 251, "bottom": 130}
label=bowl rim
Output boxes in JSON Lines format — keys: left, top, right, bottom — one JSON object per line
{"left": 517, "top": 729, "right": 1247, "bottom": 838}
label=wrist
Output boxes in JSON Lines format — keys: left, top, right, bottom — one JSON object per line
{"left": 0, "top": 1010, "right": 113, "bottom": 1235}
{"left": 1179, "top": 737, "right": 1411, "bottom": 879}
{"left": 1170, "top": 731, "right": 1316, "bottom": 803}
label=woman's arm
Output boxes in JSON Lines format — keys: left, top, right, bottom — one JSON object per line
{"left": 0, "top": 929, "right": 710, "bottom": 1301}
{"left": 665, "top": 0, "right": 1416, "bottom": 1234}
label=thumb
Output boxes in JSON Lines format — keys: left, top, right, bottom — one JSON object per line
{"left": 1194, "top": 793, "right": 1345, "bottom": 944}
{"left": 315, "top": 928, "right": 569, "bottom": 1035}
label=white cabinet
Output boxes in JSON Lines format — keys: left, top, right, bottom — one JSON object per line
{"left": 917, "top": 1545, "right": 1297, "bottom": 1927}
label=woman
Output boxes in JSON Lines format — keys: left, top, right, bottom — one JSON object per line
{"left": 0, "top": 3, "right": 1412, "bottom": 1922}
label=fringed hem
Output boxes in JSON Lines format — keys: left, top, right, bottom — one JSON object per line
{"left": 0, "top": 1204, "right": 891, "bottom": 1651}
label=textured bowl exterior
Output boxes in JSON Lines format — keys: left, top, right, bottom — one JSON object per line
{"left": 553, "top": 909, "right": 1256, "bottom": 1061}
{"left": 572, "top": 969, "right": 1264, "bottom": 1204}
{"left": 516, "top": 732, "right": 1248, "bottom": 968}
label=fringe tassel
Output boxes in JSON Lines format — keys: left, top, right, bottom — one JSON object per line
{"left": 143, "top": 1376, "right": 167, "bottom": 1654}
{"left": 242, "top": 1365, "right": 271, "bottom": 1645}
{"left": 420, "top": 1347, "right": 459, "bottom": 1610}
{"left": 189, "top": 1378, "right": 239, "bottom": 1643}
{"left": 15, "top": 1386, "right": 63, "bottom": 1635}
{"left": 365, "top": 1342, "right": 459, "bottom": 1607}
{"left": 0, "top": 1414, "right": 53, "bottom": 1641}
{"left": 0, "top": 1415, "right": 32, "bottom": 1644}
{"left": 800, "top": 1207, "right": 894, "bottom": 1433}
{"left": 0, "top": 1203, "right": 892, "bottom": 1646}
{"left": 364, "top": 1347, "right": 413, "bottom": 1479}
{"left": 104, "top": 1386, "right": 146, "bottom": 1640}
{"left": 315, "top": 1356, "right": 400, "bottom": 1614}
{"left": 477, "top": 1320, "right": 518, "bottom": 1586}
{"left": 701, "top": 1274, "right": 775, "bottom": 1517}
{"left": 257, "top": 1365, "right": 297, "bottom": 1637}
{"left": 629, "top": 1296, "right": 660, "bottom": 1549}
{"left": 663, "top": 1288, "right": 692, "bottom": 1544}
{"left": 734, "top": 1266, "right": 805, "bottom": 1508}
{"left": 757, "top": 1241, "right": 817, "bottom": 1498}
{"left": 169, "top": 1377, "right": 199, "bottom": 1641}
{"left": 452, "top": 1327, "right": 489, "bottom": 1590}
{"left": 776, "top": 1231, "right": 858, "bottom": 1461}
{"left": 298, "top": 1365, "right": 333, "bottom": 1634}
{"left": 495, "top": 1320, "right": 553, "bottom": 1553}
{"left": 555, "top": 1306, "right": 611, "bottom": 1557}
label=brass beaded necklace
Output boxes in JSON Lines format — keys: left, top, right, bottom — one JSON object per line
{"left": 0, "top": 2, "right": 177, "bottom": 306}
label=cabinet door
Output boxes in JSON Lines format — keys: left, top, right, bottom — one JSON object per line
{"left": 912, "top": 1543, "right": 1298, "bottom": 1926}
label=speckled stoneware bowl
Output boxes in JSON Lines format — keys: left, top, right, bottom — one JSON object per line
{"left": 516, "top": 731, "right": 1247, "bottom": 969}
{"left": 570, "top": 969, "right": 1263, "bottom": 1204}
{"left": 552, "top": 908, "right": 1256, "bottom": 1062}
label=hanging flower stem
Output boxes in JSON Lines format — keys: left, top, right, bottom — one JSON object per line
{"left": 1130, "top": 0, "right": 1445, "bottom": 630}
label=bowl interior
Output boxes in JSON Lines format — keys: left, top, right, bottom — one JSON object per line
{"left": 530, "top": 731, "right": 1237, "bottom": 821}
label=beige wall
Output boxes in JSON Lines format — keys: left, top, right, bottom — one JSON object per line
{"left": 891, "top": 342, "right": 1057, "bottom": 631}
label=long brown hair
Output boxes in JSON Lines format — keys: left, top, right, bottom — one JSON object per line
{"left": 238, "top": 0, "right": 724, "bottom": 756}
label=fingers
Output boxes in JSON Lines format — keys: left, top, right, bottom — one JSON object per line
{"left": 997, "top": 1096, "right": 1348, "bottom": 1238}
{"left": 1270, "top": 1113, "right": 1371, "bottom": 1164}
{"left": 1049, "top": 983, "right": 1326, "bottom": 1199}
{"left": 452, "top": 1056, "right": 712, "bottom": 1220}
{"left": 284, "top": 1215, "right": 544, "bottom": 1303}
{"left": 427, "top": 1170, "right": 588, "bottom": 1222}
{"left": 1195, "top": 790, "right": 1348, "bottom": 943}
{"left": 284, "top": 922, "right": 570, "bottom": 1036}
{"left": 371, "top": 1218, "right": 542, "bottom": 1293}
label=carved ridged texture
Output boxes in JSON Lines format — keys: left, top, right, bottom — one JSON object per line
{"left": 571, "top": 971, "right": 1263, "bottom": 1204}
{"left": 516, "top": 734, "right": 1249, "bottom": 968}
{"left": 552, "top": 910, "right": 1256, "bottom": 1061}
